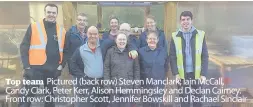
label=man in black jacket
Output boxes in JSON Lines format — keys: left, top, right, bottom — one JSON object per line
{"left": 169, "top": 11, "right": 209, "bottom": 107}
{"left": 19, "top": 3, "right": 69, "bottom": 107}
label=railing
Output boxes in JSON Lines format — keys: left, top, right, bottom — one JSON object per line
{"left": 0, "top": 54, "right": 20, "bottom": 72}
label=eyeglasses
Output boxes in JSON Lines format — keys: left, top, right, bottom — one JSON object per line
{"left": 147, "top": 38, "right": 158, "bottom": 41}
{"left": 47, "top": 11, "right": 57, "bottom": 15}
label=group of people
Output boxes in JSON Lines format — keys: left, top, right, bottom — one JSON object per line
{"left": 19, "top": 3, "right": 209, "bottom": 107}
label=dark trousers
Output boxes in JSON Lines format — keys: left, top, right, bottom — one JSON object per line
{"left": 142, "top": 85, "right": 165, "bottom": 107}
{"left": 18, "top": 68, "right": 57, "bottom": 107}
{"left": 74, "top": 76, "right": 101, "bottom": 107}
{"left": 108, "top": 94, "right": 132, "bottom": 107}
{"left": 178, "top": 72, "right": 202, "bottom": 107}
{"left": 143, "top": 102, "right": 165, "bottom": 107}
{"left": 97, "top": 94, "right": 109, "bottom": 107}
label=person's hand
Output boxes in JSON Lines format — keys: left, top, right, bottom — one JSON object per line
{"left": 55, "top": 70, "right": 62, "bottom": 78}
{"left": 57, "top": 65, "right": 63, "bottom": 70}
{"left": 129, "top": 50, "right": 138, "bottom": 59}
{"left": 175, "top": 74, "right": 181, "bottom": 85}
{"left": 200, "top": 76, "right": 206, "bottom": 81}
{"left": 55, "top": 65, "right": 63, "bottom": 78}
{"left": 23, "top": 67, "right": 33, "bottom": 79}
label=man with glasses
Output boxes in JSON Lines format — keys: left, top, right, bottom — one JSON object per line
{"left": 65, "top": 13, "right": 88, "bottom": 61}
{"left": 64, "top": 12, "right": 89, "bottom": 107}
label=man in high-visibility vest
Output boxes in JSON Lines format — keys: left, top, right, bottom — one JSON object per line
{"left": 169, "top": 11, "right": 209, "bottom": 107}
{"left": 19, "top": 3, "right": 69, "bottom": 107}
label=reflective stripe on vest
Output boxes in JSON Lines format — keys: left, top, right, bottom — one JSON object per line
{"left": 29, "top": 20, "right": 66, "bottom": 65}
{"left": 172, "top": 30, "right": 205, "bottom": 79}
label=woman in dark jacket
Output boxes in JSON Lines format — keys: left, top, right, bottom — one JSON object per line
{"left": 102, "top": 16, "right": 119, "bottom": 40}
{"left": 139, "top": 15, "right": 168, "bottom": 52}
{"left": 104, "top": 32, "right": 141, "bottom": 107}
{"left": 138, "top": 31, "right": 169, "bottom": 107}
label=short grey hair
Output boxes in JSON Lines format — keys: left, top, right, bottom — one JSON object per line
{"left": 77, "top": 13, "right": 87, "bottom": 18}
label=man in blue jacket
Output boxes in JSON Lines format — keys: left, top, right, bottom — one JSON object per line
{"left": 69, "top": 26, "right": 103, "bottom": 107}
{"left": 64, "top": 12, "right": 88, "bottom": 107}
{"left": 65, "top": 13, "right": 88, "bottom": 61}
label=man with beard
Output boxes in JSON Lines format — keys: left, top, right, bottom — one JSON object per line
{"left": 19, "top": 3, "right": 69, "bottom": 107}
{"left": 169, "top": 11, "right": 209, "bottom": 107}
{"left": 69, "top": 26, "right": 139, "bottom": 107}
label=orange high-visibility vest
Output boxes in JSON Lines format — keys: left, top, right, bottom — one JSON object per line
{"left": 29, "top": 20, "right": 66, "bottom": 65}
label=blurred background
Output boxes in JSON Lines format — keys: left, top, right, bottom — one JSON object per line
{"left": 0, "top": 1, "right": 252, "bottom": 107}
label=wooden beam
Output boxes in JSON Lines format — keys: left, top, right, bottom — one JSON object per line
{"left": 164, "top": 2, "right": 177, "bottom": 38}
{"left": 144, "top": 6, "right": 151, "bottom": 29}
{"left": 62, "top": 1, "right": 77, "bottom": 30}
{"left": 72, "top": 2, "right": 78, "bottom": 25}
{"left": 195, "top": 2, "right": 206, "bottom": 30}
{"left": 164, "top": 2, "right": 177, "bottom": 50}
{"left": 97, "top": 5, "right": 102, "bottom": 30}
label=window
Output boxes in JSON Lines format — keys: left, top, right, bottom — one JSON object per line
{"left": 102, "top": 6, "right": 144, "bottom": 30}
{"left": 77, "top": 4, "right": 98, "bottom": 28}
{"left": 0, "top": 2, "right": 30, "bottom": 26}
{"left": 150, "top": 4, "right": 164, "bottom": 29}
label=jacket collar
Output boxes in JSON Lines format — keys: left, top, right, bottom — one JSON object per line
{"left": 176, "top": 28, "right": 198, "bottom": 37}
{"left": 112, "top": 45, "right": 129, "bottom": 53}
{"left": 145, "top": 46, "right": 161, "bottom": 52}
{"left": 144, "top": 27, "right": 160, "bottom": 36}
{"left": 43, "top": 18, "right": 56, "bottom": 28}
{"left": 179, "top": 26, "right": 196, "bottom": 33}
{"left": 82, "top": 40, "right": 100, "bottom": 52}
{"left": 71, "top": 25, "right": 86, "bottom": 34}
